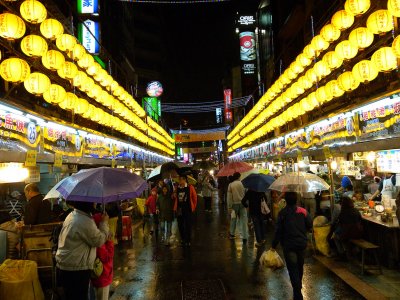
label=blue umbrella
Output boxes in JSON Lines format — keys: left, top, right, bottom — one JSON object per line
{"left": 242, "top": 173, "right": 275, "bottom": 192}
{"left": 56, "top": 167, "right": 148, "bottom": 203}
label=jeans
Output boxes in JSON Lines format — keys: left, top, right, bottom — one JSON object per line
{"left": 204, "top": 196, "right": 212, "bottom": 210}
{"left": 230, "top": 203, "right": 249, "bottom": 240}
{"left": 177, "top": 210, "right": 192, "bottom": 243}
{"left": 303, "top": 198, "right": 316, "bottom": 220}
{"left": 58, "top": 269, "right": 91, "bottom": 300}
{"left": 160, "top": 220, "right": 172, "bottom": 240}
{"left": 251, "top": 215, "right": 265, "bottom": 243}
{"left": 283, "top": 249, "right": 305, "bottom": 300}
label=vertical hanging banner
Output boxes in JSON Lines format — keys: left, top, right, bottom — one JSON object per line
{"left": 237, "top": 14, "right": 258, "bottom": 95}
{"left": 224, "top": 89, "right": 232, "bottom": 123}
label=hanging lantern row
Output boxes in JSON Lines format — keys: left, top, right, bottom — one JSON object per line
{"left": 228, "top": 0, "right": 400, "bottom": 149}
{"left": 0, "top": 1, "right": 175, "bottom": 150}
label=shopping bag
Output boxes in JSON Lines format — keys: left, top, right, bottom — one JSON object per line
{"left": 313, "top": 225, "right": 331, "bottom": 256}
{"left": 261, "top": 199, "right": 270, "bottom": 215}
{"left": 231, "top": 210, "right": 236, "bottom": 219}
{"left": 259, "top": 249, "right": 284, "bottom": 269}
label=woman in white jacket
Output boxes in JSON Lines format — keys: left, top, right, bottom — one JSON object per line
{"left": 56, "top": 201, "right": 109, "bottom": 300}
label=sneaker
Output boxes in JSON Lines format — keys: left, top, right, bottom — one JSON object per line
{"left": 228, "top": 234, "right": 235, "bottom": 239}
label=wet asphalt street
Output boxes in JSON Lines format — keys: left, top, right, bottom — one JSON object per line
{"left": 110, "top": 195, "right": 363, "bottom": 300}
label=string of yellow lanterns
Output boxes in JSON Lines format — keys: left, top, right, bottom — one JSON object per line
{"left": 0, "top": 2, "right": 174, "bottom": 154}
{"left": 229, "top": 1, "right": 400, "bottom": 151}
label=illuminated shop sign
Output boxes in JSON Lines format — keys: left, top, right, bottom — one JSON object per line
{"left": 238, "top": 15, "right": 256, "bottom": 26}
{"left": 146, "top": 81, "right": 163, "bottom": 97}
{"left": 77, "top": 0, "right": 99, "bottom": 14}
{"left": 78, "top": 20, "right": 100, "bottom": 54}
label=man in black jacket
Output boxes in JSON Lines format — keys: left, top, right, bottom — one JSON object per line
{"left": 23, "top": 183, "right": 52, "bottom": 225}
{"left": 271, "top": 191, "right": 312, "bottom": 300}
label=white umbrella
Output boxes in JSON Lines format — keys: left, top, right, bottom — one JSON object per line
{"left": 44, "top": 177, "right": 69, "bottom": 200}
{"left": 269, "top": 172, "right": 330, "bottom": 193}
{"left": 147, "top": 165, "right": 162, "bottom": 181}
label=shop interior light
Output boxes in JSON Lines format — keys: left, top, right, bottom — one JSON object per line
{"left": 331, "top": 161, "right": 338, "bottom": 170}
{"left": 366, "top": 151, "right": 376, "bottom": 162}
{"left": 0, "top": 163, "right": 29, "bottom": 183}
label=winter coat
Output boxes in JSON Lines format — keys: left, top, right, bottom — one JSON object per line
{"left": 56, "top": 210, "right": 108, "bottom": 271}
{"left": 157, "top": 192, "right": 174, "bottom": 222}
{"left": 145, "top": 194, "right": 157, "bottom": 214}
{"left": 92, "top": 213, "right": 114, "bottom": 288}
{"left": 173, "top": 184, "right": 197, "bottom": 212}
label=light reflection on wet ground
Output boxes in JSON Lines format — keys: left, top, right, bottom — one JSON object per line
{"left": 111, "top": 195, "right": 363, "bottom": 300}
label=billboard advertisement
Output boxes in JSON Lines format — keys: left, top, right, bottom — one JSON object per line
{"left": 142, "top": 97, "right": 161, "bottom": 122}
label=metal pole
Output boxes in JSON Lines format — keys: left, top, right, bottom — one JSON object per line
{"left": 328, "top": 159, "right": 335, "bottom": 216}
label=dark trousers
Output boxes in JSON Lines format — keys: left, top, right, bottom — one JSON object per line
{"left": 58, "top": 269, "right": 91, "bottom": 300}
{"left": 177, "top": 210, "right": 192, "bottom": 243}
{"left": 283, "top": 249, "right": 305, "bottom": 300}
{"left": 251, "top": 215, "right": 265, "bottom": 243}
{"left": 204, "top": 196, "right": 212, "bottom": 210}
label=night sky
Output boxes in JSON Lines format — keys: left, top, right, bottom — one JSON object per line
{"left": 128, "top": 0, "right": 260, "bottom": 129}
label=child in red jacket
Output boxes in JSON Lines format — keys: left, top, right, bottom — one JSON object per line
{"left": 92, "top": 213, "right": 114, "bottom": 300}
{"left": 145, "top": 190, "right": 158, "bottom": 234}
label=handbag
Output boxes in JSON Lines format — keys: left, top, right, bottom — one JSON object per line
{"left": 91, "top": 257, "right": 103, "bottom": 278}
{"left": 261, "top": 198, "right": 270, "bottom": 215}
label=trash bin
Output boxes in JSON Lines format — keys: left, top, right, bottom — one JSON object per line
{"left": 0, "top": 259, "right": 44, "bottom": 300}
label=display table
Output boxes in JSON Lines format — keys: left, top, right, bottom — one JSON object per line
{"left": 361, "top": 215, "right": 400, "bottom": 269}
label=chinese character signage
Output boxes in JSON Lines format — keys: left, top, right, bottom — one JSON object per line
{"left": 216, "top": 108, "right": 223, "bottom": 124}
{"left": 44, "top": 127, "right": 83, "bottom": 157}
{"left": 224, "top": 89, "right": 232, "bottom": 123}
{"left": 77, "top": 0, "right": 99, "bottom": 14}
{"left": 78, "top": 20, "right": 100, "bottom": 54}
{"left": 377, "top": 150, "right": 400, "bottom": 173}
{"left": 357, "top": 100, "right": 400, "bottom": 141}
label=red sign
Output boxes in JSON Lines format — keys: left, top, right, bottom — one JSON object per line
{"left": 224, "top": 89, "right": 232, "bottom": 122}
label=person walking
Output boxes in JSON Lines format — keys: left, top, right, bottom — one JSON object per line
{"left": 145, "top": 190, "right": 158, "bottom": 235}
{"left": 173, "top": 175, "right": 197, "bottom": 246}
{"left": 271, "top": 192, "right": 312, "bottom": 300}
{"left": 202, "top": 174, "right": 215, "bottom": 212}
{"left": 157, "top": 184, "right": 174, "bottom": 245}
{"left": 91, "top": 213, "right": 114, "bottom": 300}
{"left": 241, "top": 189, "right": 267, "bottom": 247}
{"left": 227, "top": 172, "right": 249, "bottom": 244}
{"left": 56, "top": 201, "right": 109, "bottom": 300}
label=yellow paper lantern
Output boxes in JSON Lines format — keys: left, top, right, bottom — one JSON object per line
{"left": 20, "top": 0, "right": 47, "bottom": 24}
{"left": 81, "top": 104, "right": 95, "bottom": 119}
{"left": 315, "top": 85, "right": 333, "bottom": 103}
{"left": 78, "top": 53, "right": 95, "bottom": 69}
{"left": 86, "top": 62, "right": 100, "bottom": 76}
{"left": 326, "top": 80, "right": 345, "bottom": 98}
{"left": 88, "top": 84, "right": 102, "bottom": 99}
{"left": 349, "top": 27, "right": 374, "bottom": 49}
{"left": 43, "top": 84, "right": 66, "bottom": 104}
{"left": 0, "top": 13, "right": 26, "bottom": 40}
{"left": 280, "top": 73, "right": 291, "bottom": 86}
{"left": 366, "top": 10, "right": 394, "bottom": 35}
{"left": 303, "top": 44, "right": 317, "bottom": 59}
{"left": 335, "top": 40, "right": 358, "bottom": 60}
{"left": 371, "top": 47, "right": 397, "bottom": 72}
{"left": 20, "top": 34, "right": 48, "bottom": 57}
{"left": 68, "top": 44, "right": 86, "bottom": 61}
{"left": 75, "top": 98, "right": 89, "bottom": 115}
{"left": 42, "top": 50, "right": 65, "bottom": 71}
{"left": 392, "top": 35, "right": 400, "bottom": 57}
{"left": 24, "top": 72, "right": 50, "bottom": 96}
{"left": 72, "top": 71, "right": 88, "bottom": 88}
{"left": 388, "top": 0, "right": 400, "bottom": 17}
{"left": 352, "top": 60, "right": 378, "bottom": 83}
{"left": 0, "top": 58, "right": 30, "bottom": 83}
{"left": 344, "top": 0, "right": 370, "bottom": 16}
{"left": 305, "top": 69, "right": 318, "bottom": 85}
{"left": 298, "top": 76, "right": 312, "bottom": 90}
{"left": 81, "top": 77, "right": 94, "bottom": 93}
{"left": 94, "top": 69, "right": 108, "bottom": 83}
{"left": 322, "top": 51, "right": 343, "bottom": 70}
{"left": 337, "top": 71, "right": 360, "bottom": 92}
{"left": 59, "top": 92, "right": 77, "bottom": 110}
{"left": 331, "top": 10, "right": 354, "bottom": 31}
{"left": 320, "top": 24, "right": 341, "bottom": 42}
{"left": 100, "top": 74, "right": 112, "bottom": 88}
{"left": 311, "top": 35, "right": 329, "bottom": 52}
{"left": 308, "top": 92, "right": 319, "bottom": 108}
{"left": 296, "top": 53, "right": 312, "bottom": 67}
{"left": 57, "top": 61, "right": 78, "bottom": 80}
{"left": 40, "top": 18, "right": 63, "bottom": 40}
{"left": 56, "top": 34, "right": 76, "bottom": 53}
{"left": 314, "top": 60, "right": 331, "bottom": 79}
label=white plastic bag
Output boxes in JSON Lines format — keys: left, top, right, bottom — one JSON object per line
{"left": 259, "top": 249, "right": 284, "bottom": 269}
{"left": 261, "top": 199, "right": 270, "bottom": 215}
{"left": 231, "top": 210, "right": 236, "bottom": 219}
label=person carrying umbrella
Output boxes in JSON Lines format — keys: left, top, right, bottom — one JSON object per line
{"left": 56, "top": 201, "right": 109, "bottom": 300}
{"left": 173, "top": 174, "right": 197, "bottom": 246}
{"left": 227, "top": 172, "right": 248, "bottom": 243}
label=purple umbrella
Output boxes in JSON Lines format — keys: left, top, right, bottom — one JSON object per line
{"left": 56, "top": 167, "right": 148, "bottom": 203}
